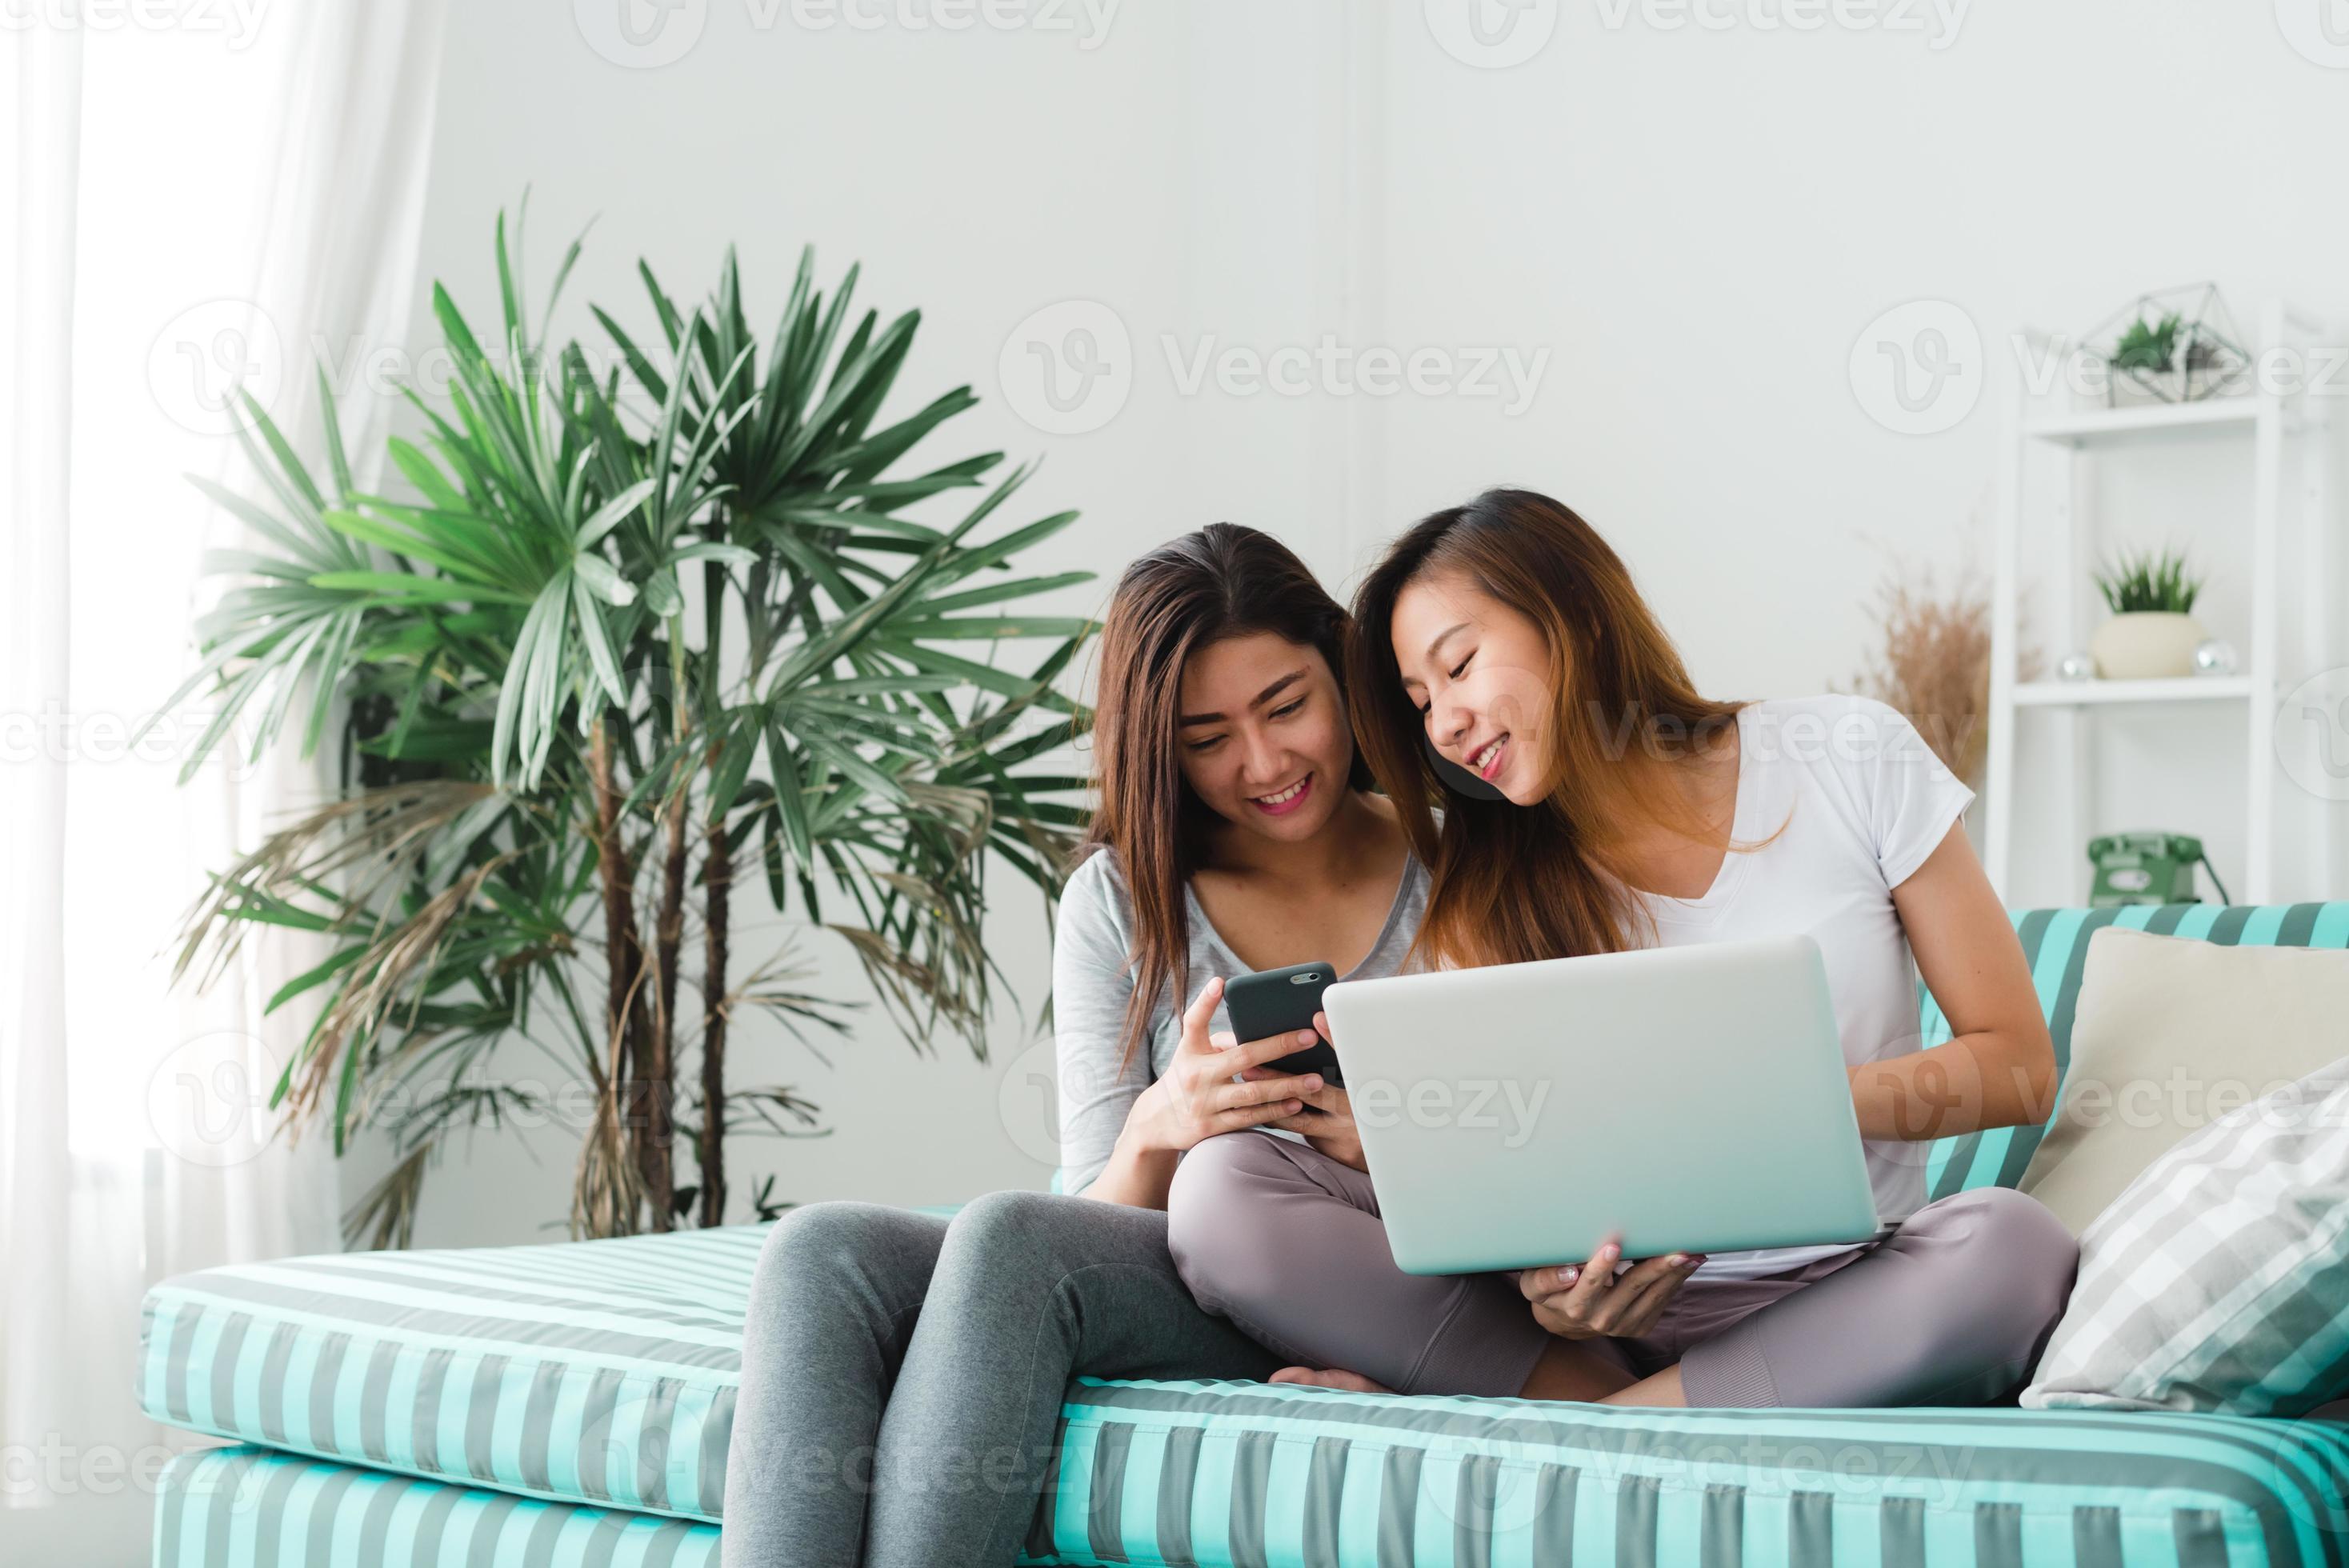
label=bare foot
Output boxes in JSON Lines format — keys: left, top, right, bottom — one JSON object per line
{"left": 1269, "top": 1366, "right": 1393, "bottom": 1394}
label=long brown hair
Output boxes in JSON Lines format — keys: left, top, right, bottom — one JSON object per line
{"left": 1079, "top": 524, "right": 1372, "bottom": 1067}
{"left": 1347, "top": 489, "right": 1743, "bottom": 971}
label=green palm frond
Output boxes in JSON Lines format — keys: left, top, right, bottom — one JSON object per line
{"left": 160, "top": 200, "right": 1095, "bottom": 1240}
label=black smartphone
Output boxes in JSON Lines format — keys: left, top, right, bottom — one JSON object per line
{"left": 1222, "top": 959, "right": 1343, "bottom": 1087}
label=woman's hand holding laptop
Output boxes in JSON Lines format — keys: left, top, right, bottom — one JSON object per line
{"left": 1518, "top": 1238, "right": 1707, "bottom": 1342}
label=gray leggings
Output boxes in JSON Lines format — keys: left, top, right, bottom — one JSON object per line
{"left": 720, "top": 1190, "right": 1279, "bottom": 1568}
{"left": 1166, "top": 1130, "right": 2079, "bottom": 1407}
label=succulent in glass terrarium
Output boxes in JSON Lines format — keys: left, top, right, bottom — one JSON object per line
{"left": 2111, "top": 314, "right": 2183, "bottom": 374}
{"left": 2080, "top": 283, "right": 2250, "bottom": 406}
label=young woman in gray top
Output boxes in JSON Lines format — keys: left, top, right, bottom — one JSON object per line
{"left": 721, "top": 523, "right": 1424, "bottom": 1568}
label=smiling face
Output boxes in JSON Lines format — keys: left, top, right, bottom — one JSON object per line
{"left": 1174, "top": 630, "right": 1356, "bottom": 842}
{"left": 1390, "top": 568, "right": 1559, "bottom": 807}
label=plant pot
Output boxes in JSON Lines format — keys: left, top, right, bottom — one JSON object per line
{"left": 2103, "top": 350, "right": 2249, "bottom": 406}
{"left": 2106, "top": 362, "right": 2187, "bottom": 406}
{"left": 2091, "top": 611, "right": 2207, "bottom": 679}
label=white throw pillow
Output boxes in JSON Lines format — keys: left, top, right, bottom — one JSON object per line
{"left": 2017, "top": 927, "right": 2349, "bottom": 1235}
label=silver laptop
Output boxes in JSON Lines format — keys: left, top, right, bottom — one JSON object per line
{"left": 1320, "top": 934, "right": 1879, "bottom": 1275}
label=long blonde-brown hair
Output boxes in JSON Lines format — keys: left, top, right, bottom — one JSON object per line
{"left": 1347, "top": 489, "right": 1744, "bottom": 970}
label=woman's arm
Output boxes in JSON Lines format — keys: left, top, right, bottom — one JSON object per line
{"left": 1051, "top": 860, "right": 1163, "bottom": 1202}
{"left": 1852, "top": 822, "right": 2058, "bottom": 1142}
{"left": 1078, "top": 980, "right": 1323, "bottom": 1208}
{"left": 1053, "top": 867, "right": 1317, "bottom": 1209}
{"left": 1078, "top": 1134, "right": 1186, "bottom": 1210}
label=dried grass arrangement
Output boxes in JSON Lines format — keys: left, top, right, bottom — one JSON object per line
{"left": 1843, "top": 563, "right": 2032, "bottom": 788}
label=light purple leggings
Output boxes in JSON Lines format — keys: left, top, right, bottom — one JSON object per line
{"left": 1165, "top": 1130, "right": 2079, "bottom": 1407}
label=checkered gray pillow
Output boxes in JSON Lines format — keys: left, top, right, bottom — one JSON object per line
{"left": 2022, "top": 1054, "right": 2349, "bottom": 1417}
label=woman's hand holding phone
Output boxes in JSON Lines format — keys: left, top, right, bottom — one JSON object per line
{"left": 1243, "top": 1009, "right": 1367, "bottom": 1172}
{"left": 1516, "top": 1237, "right": 1706, "bottom": 1341}
{"left": 1122, "top": 977, "right": 1327, "bottom": 1156}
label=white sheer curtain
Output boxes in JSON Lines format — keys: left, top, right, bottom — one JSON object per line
{"left": 1, "top": 1, "right": 450, "bottom": 1545}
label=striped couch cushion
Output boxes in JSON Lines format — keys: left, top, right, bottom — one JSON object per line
{"left": 154, "top": 1446, "right": 721, "bottom": 1568}
{"left": 138, "top": 1223, "right": 774, "bottom": 1522}
{"left": 142, "top": 1208, "right": 942, "bottom": 1524}
{"left": 1036, "top": 1379, "right": 2349, "bottom": 1567}
{"left": 155, "top": 1398, "right": 2349, "bottom": 1568}
{"left": 1918, "top": 902, "right": 2349, "bottom": 1200}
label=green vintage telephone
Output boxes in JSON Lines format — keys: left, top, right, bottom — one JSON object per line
{"left": 2086, "top": 831, "right": 2231, "bottom": 907}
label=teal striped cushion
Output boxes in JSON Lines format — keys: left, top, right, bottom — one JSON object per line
{"left": 140, "top": 1224, "right": 763, "bottom": 1521}
{"left": 154, "top": 1398, "right": 2349, "bottom": 1568}
{"left": 138, "top": 1206, "right": 962, "bottom": 1523}
{"left": 1035, "top": 1378, "right": 2349, "bottom": 1567}
{"left": 1918, "top": 903, "right": 2349, "bottom": 1200}
{"left": 154, "top": 1446, "right": 720, "bottom": 1567}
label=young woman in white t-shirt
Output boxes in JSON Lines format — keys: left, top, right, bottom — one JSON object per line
{"left": 1165, "top": 489, "right": 2079, "bottom": 1410}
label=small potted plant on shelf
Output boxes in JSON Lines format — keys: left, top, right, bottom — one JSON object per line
{"left": 2079, "top": 284, "right": 2250, "bottom": 406}
{"left": 2109, "top": 312, "right": 2191, "bottom": 400}
{"left": 2089, "top": 546, "right": 2208, "bottom": 679}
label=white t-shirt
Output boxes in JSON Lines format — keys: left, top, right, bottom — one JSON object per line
{"left": 1634, "top": 694, "right": 1975, "bottom": 1279}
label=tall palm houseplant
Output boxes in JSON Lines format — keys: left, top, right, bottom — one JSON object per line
{"left": 151, "top": 214, "right": 1094, "bottom": 1246}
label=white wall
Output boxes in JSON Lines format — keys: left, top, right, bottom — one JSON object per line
{"left": 371, "top": 0, "right": 2349, "bottom": 1248}
{"left": 1349, "top": 0, "right": 2349, "bottom": 907}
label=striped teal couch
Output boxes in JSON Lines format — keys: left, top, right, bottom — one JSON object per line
{"left": 143, "top": 902, "right": 2349, "bottom": 1568}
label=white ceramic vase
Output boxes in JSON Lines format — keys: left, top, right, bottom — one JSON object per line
{"left": 2090, "top": 611, "right": 2207, "bottom": 679}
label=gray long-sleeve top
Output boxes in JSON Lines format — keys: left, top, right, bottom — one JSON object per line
{"left": 1050, "top": 847, "right": 1430, "bottom": 1194}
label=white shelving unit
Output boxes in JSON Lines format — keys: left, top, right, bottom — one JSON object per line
{"left": 2008, "top": 676, "right": 2258, "bottom": 708}
{"left": 1984, "top": 299, "right": 2336, "bottom": 907}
